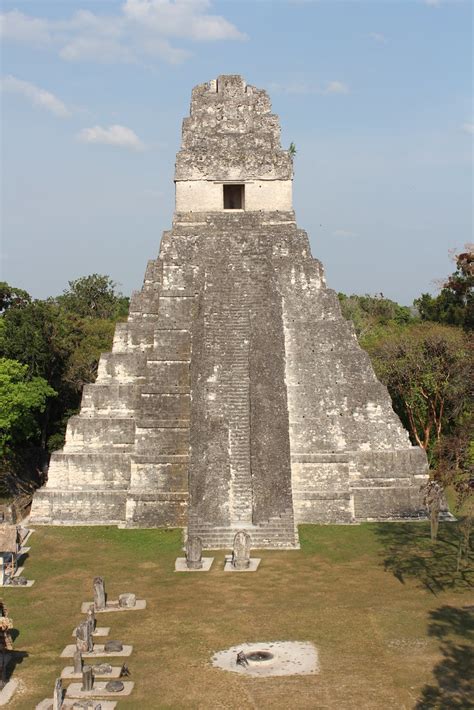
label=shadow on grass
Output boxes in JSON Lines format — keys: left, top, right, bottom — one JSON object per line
{"left": 416, "top": 605, "right": 474, "bottom": 709}
{"left": 374, "top": 522, "right": 473, "bottom": 594}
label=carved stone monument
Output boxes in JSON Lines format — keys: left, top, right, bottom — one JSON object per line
{"left": 31, "top": 75, "right": 428, "bottom": 547}
{"left": 81, "top": 666, "right": 94, "bottom": 692}
{"left": 232, "top": 531, "right": 251, "bottom": 570}
{"left": 185, "top": 536, "right": 203, "bottom": 570}
{"left": 75, "top": 620, "right": 93, "bottom": 653}
{"left": 53, "top": 678, "right": 63, "bottom": 710}
{"left": 73, "top": 650, "right": 83, "bottom": 675}
{"left": 93, "top": 577, "right": 106, "bottom": 611}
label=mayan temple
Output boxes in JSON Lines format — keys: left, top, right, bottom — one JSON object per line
{"left": 31, "top": 75, "right": 428, "bottom": 547}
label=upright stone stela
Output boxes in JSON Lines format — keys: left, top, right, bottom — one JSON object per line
{"left": 31, "top": 76, "right": 428, "bottom": 547}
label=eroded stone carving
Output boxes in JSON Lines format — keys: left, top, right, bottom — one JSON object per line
{"left": 232, "top": 531, "right": 251, "bottom": 570}
{"left": 76, "top": 620, "right": 93, "bottom": 653}
{"left": 93, "top": 577, "right": 106, "bottom": 611}
{"left": 185, "top": 536, "right": 203, "bottom": 569}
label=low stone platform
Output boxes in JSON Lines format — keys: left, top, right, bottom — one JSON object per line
{"left": 72, "top": 627, "right": 110, "bottom": 638}
{"left": 175, "top": 557, "right": 214, "bottom": 572}
{"left": 61, "top": 665, "right": 122, "bottom": 680}
{"left": 212, "top": 640, "right": 319, "bottom": 677}
{"left": 224, "top": 556, "right": 261, "bottom": 572}
{"left": 81, "top": 600, "right": 146, "bottom": 613}
{"left": 36, "top": 699, "right": 117, "bottom": 709}
{"left": 66, "top": 681, "right": 134, "bottom": 699}
{"left": 61, "top": 644, "right": 133, "bottom": 658}
{"left": 0, "top": 679, "right": 18, "bottom": 706}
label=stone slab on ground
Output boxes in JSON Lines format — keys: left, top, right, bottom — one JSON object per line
{"left": 66, "top": 681, "right": 134, "bottom": 699}
{"left": 36, "top": 699, "right": 116, "bottom": 709}
{"left": 212, "top": 640, "right": 319, "bottom": 677}
{"left": 61, "top": 644, "right": 132, "bottom": 658}
{"left": 61, "top": 666, "right": 122, "bottom": 680}
{"left": 223, "top": 556, "right": 261, "bottom": 572}
{"left": 0, "top": 579, "right": 35, "bottom": 587}
{"left": 81, "top": 600, "right": 146, "bottom": 613}
{"left": 72, "top": 627, "right": 110, "bottom": 638}
{"left": 175, "top": 557, "right": 214, "bottom": 572}
{"left": 0, "top": 679, "right": 18, "bottom": 706}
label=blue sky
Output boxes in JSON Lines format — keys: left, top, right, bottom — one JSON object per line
{"left": 1, "top": 0, "right": 472, "bottom": 304}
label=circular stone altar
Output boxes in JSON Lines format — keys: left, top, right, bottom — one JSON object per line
{"left": 211, "top": 641, "right": 319, "bottom": 677}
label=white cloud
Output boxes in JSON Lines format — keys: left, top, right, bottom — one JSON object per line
{"left": 423, "top": 0, "right": 441, "bottom": 6}
{"left": 369, "top": 32, "right": 387, "bottom": 44}
{"left": 1, "top": 75, "right": 70, "bottom": 117}
{"left": 0, "top": 10, "right": 52, "bottom": 45}
{"left": 0, "top": 2, "right": 246, "bottom": 65}
{"left": 323, "top": 81, "right": 349, "bottom": 95}
{"left": 77, "top": 124, "right": 145, "bottom": 150}
{"left": 333, "top": 229, "right": 357, "bottom": 238}
{"left": 462, "top": 123, "right": 474, "bottom": 135}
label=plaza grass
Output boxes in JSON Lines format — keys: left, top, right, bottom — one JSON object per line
{"left": 5, "top": 522, "right": 473, "bottom": 709}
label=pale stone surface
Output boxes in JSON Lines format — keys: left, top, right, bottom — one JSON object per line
{"left": 118, "top": 593, "right": 135, "bottom": 608}
{"left": 61, "top": 645, "right": 132, "bottom": 659}
{"left": 212, "top": 641, "right": 319, "bottom": 677}
{"left": 185, "top": 535, "right": 202, "bottom": 569}
{"left": 231, "top": 530, "right": 251, "bottom": 570}
{"left": 53, "top": 678, "right": 63, "bottom": 710}
{"left": 66, "top": 681, "right": 134, "bottom": 698}
{"left": 72, "top": 627, "right": 109, "bottom": 638}
{"left": 36, "top": 700, "right": 116, "bottom": 710}
{"left": 81, "top": 666, "right": 93, "bottom": 692}
{"left": 75, "top": 621, "right": 93, "bottom": 653}
{"left": 30, "top": 75, "right": 429, "bottom": 544}
{"left": 81, "top": 600, "right": 146, "bottom": 614}
{"left": 93, "top": 577, "right": 106, "bottom": 611}
{"left": 61, "top": 666, "right": 122, "bottom": 680}
{"left": 175, "top": 557, "right": 213, "bottom": 572}
{"left": 224, "top": 556, "right": 260, "bottom": 572}
{"left": 0, "top": 679, "right": 18, "bottom": 706}
{"left": 73, "top": 650, "right": 82, "bottom": 674}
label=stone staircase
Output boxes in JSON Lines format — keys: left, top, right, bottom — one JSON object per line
{"left": 188, "top": 507, "right": 299, "bottom": 549}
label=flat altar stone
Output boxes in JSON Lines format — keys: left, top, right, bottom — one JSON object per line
{"left": 61, "top": 644, "right": 132, "bottom": 658}
{"left": 36, "top": 700, "right": 117, "bottom": 709}
{"left": 224, "top": 556, "right": 261, "bottom": 572}
{"left": 66, "top": 681, "right": 134, "bottom": 699}
{"left": 72, "top": 627, "right": 110, "bottom": 638}
{"left": 61, "top": 666, "right": 122, "bottom": 680}
{"left": 81, "top": 600, "right": 146, "bottom": 613}
{"left": 175, "top": 557, "right": 214, "bottom": 572}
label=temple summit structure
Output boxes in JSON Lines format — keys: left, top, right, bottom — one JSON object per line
{"left": 31, "top": 75, "right": 428, "bottom": 547}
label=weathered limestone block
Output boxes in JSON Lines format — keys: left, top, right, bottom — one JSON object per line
{"left": 185, "top": 536, "right": 203, "bottom": 569}
{"left": 232, "top": 531, "right": 251, "bottom": 570}
{"left": 93, "top": 577, "right": 106, "bottom": 611}
{"left": 76, "top": 620, "right": 93, "bottom": 653}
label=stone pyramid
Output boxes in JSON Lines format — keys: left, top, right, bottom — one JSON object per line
{"left": 31, "top": 75, "right": 427, "bottom": 547}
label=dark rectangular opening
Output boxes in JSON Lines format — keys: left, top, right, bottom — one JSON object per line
{"left": 223, "top": 184, "right": 244, "bottom": 210}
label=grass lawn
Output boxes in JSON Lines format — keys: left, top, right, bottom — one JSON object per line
{"left": 4, "top": 521, "right": 473, "bottom": 709}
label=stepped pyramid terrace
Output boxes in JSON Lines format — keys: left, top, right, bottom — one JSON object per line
{"left": 31, "top": 75, "right": 428, "bottom": 548}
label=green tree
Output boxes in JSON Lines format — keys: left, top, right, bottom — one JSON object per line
{"left": 338, "top": 292, "right": 415, "bottom": 338}
{"left": 57, "top": 274, "right": 129, "bottom": 320}
{"left": 0, "top": 282, "right": 31, "bottom": 314}
{"left": 415, "top": 246, "right": 473, "bottom": 330}
{"left": 363, "top": 323, "right": 471, "bottom": 456}
{"left": 0, "top": 358, "right": 56, "bottom": 456}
